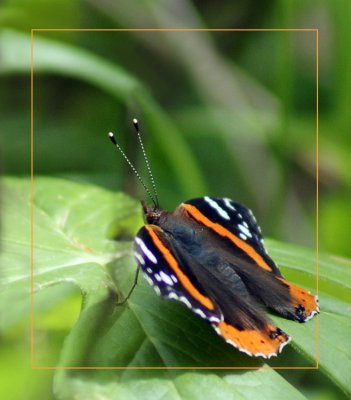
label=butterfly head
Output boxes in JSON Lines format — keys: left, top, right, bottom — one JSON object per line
{"left": 141, "top": 200, "right": 162, "bottom": 224}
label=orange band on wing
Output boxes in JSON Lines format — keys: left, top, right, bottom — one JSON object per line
{"left": 145, "top": 226, "right": 215, "bottom": 310}
{"left": 215, "top": 321, "right": 290, "bottom": 358}
{"left": 277, "top": 278, "right": 319, "bottom": 318}
{"left": 181, "top": 203, "right": 272, "bottom": 272}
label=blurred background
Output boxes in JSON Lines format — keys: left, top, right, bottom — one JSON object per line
{"left": 0, "top": 0, "right": 350, "bottom": 399}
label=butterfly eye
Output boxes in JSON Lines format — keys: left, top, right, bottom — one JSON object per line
{"left": 146, "top": 211, "right": 160, "bottom": 224}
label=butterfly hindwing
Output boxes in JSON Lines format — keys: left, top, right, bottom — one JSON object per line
{"left": 170, "top": 246, "right": 291, "bottom": 358}
{"left": 134, "top": 224, "right": 222, "bottom": 323}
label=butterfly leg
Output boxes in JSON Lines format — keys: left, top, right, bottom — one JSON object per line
{"left": 116, "top": 265, "right": 140, "bottom": 306}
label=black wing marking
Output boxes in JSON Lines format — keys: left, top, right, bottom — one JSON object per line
{"left": 134, "top": 224, "right": 222, "bottom": 323}
{"left": 182, "top": 197, "right": 282, "bottom": 277}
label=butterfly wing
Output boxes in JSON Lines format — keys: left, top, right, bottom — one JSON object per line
{"left": 134, "top": 223, "right": 290, "bottom": 358}
{"left": 180, "top": 197, "right": 281, "bottom": 275}
{"left": 134, "top": 224, "right": 222, "bottom": 323}
{"left": 179, "top": 197, "right": 319, "bottom": 322}
{"left": 175, "top": 247, "right": 291, "bottom": 358}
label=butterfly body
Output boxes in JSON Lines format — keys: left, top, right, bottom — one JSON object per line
{"left": 134, "top": 197, "right": 319, "bottom": 358}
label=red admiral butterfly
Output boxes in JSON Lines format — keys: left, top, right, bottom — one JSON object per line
{"left": 108, "top": 119, "right": 319, "bottom": 359}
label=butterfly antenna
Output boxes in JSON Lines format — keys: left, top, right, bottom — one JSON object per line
{"left": 108, "top": 132, "right": 157, "bottom": 206}
{"left": 132, "top": 118, "right": 159, "bottom": 208}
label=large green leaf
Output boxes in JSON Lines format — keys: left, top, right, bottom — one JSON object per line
{"left": 1, "top": 177, "right": 350, "bottom": 399}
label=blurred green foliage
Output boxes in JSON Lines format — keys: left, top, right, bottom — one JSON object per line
{"left": 0, "top": 0, "right": 350, "bottom": 399}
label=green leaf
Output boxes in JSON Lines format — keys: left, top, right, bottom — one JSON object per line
{"left": 0, "top": 176, "right": 140, "bottom": 332}
{"left": 1, "top": 177, "right": 350, "bottom": 398}
{"left": 54, "top": 369, "right": 309, "bottom": 400}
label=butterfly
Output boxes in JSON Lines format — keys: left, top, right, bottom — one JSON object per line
{"left": 109, "top": 119, "right": 319, "bottom": 359}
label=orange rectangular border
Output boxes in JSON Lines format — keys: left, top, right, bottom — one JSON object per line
{"left": 30, "top": 28, "right": 319, "bottom": 370}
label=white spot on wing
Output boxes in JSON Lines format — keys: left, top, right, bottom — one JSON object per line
{"left": 134, "top": 252, "right": 145, "bottom": 265}
{"left": 135, "top": 237, "right": 157, "bottom": 264}
{"left": 239, "top": 233, "right": 247, "bottom": 240}
{"left": 144, "top": 275, "right": 154, "bottom": 286}
{"left": 279, "top": 336, "right": 291, "bottom": 352}
{"left": 248, "top": 209, "right": 257, "bottom": 223}
{"left": 303, "top": 309, "right": 319, "bottom": 322}
{"left": 204, "top": 196, "right": 230, "bottom": 220}
{"left": 179, "top": 296, "right": 192, "bottom": 308}
{"left": 239, "top": 348, "right": 252, "bottom": 357}
{"left": 254, "top": 352, "right": 265, "bottom": 358}
{"left": 224, "top": 198, "right": 236, "bottom": 211}
{"left": 194, "top": 308, "right": 206, "bottom": 319}
{"left": 160, "top": 271, "right": 174, "bottom": 285}
{"left": 238, "top": 223, "right": 252, "bottom": 238}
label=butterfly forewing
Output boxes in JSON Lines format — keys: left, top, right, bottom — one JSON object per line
{"left": 134, "top": 224, "right": 222, "bottom": 323}
{"left": 180, "top": 197, "right": 282, "bottom": 276}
